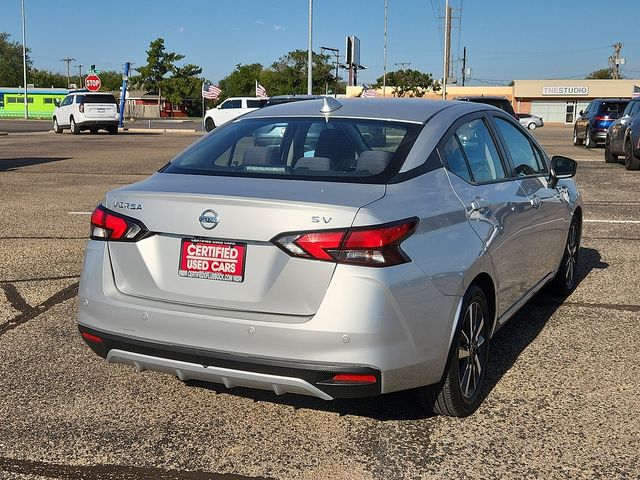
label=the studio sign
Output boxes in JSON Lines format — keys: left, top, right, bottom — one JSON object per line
{"left": 542, "top": 86, "right": 589, "bottom": 96}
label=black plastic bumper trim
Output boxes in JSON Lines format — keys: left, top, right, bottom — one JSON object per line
{"left": 77, "top": 325, "right": 381, "bottom": 399}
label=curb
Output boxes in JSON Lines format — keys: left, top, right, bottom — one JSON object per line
{"left": 122, "top": 128, "right": 201, "bottom": 134}
{"left": 0, "top": 132, "right": 7, "bottom": 136}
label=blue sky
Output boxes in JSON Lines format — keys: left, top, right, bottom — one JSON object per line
{"left": 2, "top": 0, "right": 639, "bottom": 87}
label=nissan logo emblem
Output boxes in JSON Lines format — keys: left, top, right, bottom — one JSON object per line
{"left": 199, "top": 209, "right": 220, "bottom": 230}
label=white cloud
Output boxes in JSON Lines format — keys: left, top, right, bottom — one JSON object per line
{"left": 273, "top": 24, "right": 285, "bottom": 31}
{"left": 178, "top": 26, "right": 185, "bottom": 33}
{"left": 255, "top": 20, "right": 265, "bottom": 25}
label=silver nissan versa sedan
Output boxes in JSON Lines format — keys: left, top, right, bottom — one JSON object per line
{"left": 77, "top": 98, "right": 581, "bottom": 417}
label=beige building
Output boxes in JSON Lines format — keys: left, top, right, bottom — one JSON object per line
{"left": 347, "top": 79, "right": 640, "bottom": 124}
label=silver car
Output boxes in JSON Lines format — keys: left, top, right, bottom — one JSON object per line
{"left": 518, "top": 113, "right": 544, "bottom": 130}
{"left": 78, "top": 98, "right": 581, "bottom": 417}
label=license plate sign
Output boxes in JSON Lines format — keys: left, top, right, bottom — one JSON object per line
{"left": 179, "top": 239, "right": 246, "bottom": 282}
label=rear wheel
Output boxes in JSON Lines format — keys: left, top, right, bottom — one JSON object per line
{"left": 573, "top": 128, "right": 583, "bottom": 146}
{"left": 584, "top": 128, "right": 594, "bottom": 148}
{"left": 625, "top": 138, "right": 640, "bottom": 170}
{"left": 418, "top": 284, "right": 490, "bottom": 417}
{"left": 70, "top": 117, "right": 80, "bottom": 135}
{"left": 528, "top": 122, "right": 537, "bottom": 130}
{"left": 205, "top": 117, "right": 215, "bottom": 132}
{"left": 604, "top": 136, "right": 618, "bottom": 163}
{"left": 52, "top": 117, "right": 63, "bottom": 134}
{"left": 107, "top": 126, "right": 118, "bottom": 135}
{"left": 90, "top": 128, "right": 98, "bottom": 134}
{"left": 548, "top": 216, "right": 581, "bottom": 296}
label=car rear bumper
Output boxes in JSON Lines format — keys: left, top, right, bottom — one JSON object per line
{"left": 79, "top": 324, "right": 381, "bottom": 399}
{"left": 77, "top": 241, "right": 460, "bottom": 399}
{"left": 78, "top": 120, "right": 119, "bottom": 128}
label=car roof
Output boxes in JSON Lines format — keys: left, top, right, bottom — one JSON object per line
{"left": 455, "top": 95, "right": 509, "bottom": 100}
{"left": 245, "top": 97, "right": 488, "bottom": 124}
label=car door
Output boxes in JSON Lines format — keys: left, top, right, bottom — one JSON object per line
{"left": 575, "top": 101, "right": 592, "bottom": 139}
{"left": 441, "top": 114, "right": 534, "bottom": 317}
{"left": 492, "top": 115, "right": 569, "bottom": 287}
{"left": 217, "top": 99, "right": 243, "bottom": 125}
{"left": 57, "top": 95, "right": 73, "bottom": 126}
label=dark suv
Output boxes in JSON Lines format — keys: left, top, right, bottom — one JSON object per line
{"left": 455, "top": 96, "right": 518, "bottom": 119}
{"left": 573, "top": 98, "right": 629, "bottom": 148}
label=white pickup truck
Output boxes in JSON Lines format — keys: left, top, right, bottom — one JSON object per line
{"left": 204, "top": 97, "right": 268, "bottom": 132}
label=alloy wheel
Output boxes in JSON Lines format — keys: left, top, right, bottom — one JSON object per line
{"left": 564, "top": 223, "right": 578, "bottom": 288}
{"left": 458, "top": 300, "right": 487, "bottom": 399}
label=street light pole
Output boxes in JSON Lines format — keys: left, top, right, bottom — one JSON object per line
{"left": 21, "top": 0, "right": 28, "bottom": 119}
{"left": 321, "top": 47, "right": 340, "bottom": 98}
{"left": 307, "top": 0, "right": 313, "bottom": 95}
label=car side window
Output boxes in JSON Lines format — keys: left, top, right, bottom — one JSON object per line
{"left": 442, "top": 134, "right": 472, "bottom": 183}
{"left": 221, "top": 100, "right": 242, "bottom": 109}
{"left": 454, "top": 119, "right": 506, "bottom": 183}
{"left": 61, "top": 96, "right": 72, "bottom": 107}
{"left": 494, "top": 118, "right": 546, "bottom": 176}
{"left": 75, "top": 95, "right": 85, "bottom": 104}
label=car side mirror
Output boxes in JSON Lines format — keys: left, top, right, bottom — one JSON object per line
{"left": 549, "top": 155, "right": 577, "bottom": 189}
{"left": 54, "top": 100, "right": 60, "bottom": 107}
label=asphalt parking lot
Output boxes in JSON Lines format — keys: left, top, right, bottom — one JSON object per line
{"left": 0, "top": 126, "right": 638, "bottom": 479}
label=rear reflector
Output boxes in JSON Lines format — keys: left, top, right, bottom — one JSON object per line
{"left": 81, "top": 331, "right": 103, "bottom": 344}
{"left": 272, "top": 218, "right": 418, "bottom": 267}
{"left": 332, "top": 374, "right": 377, "bottom": 384}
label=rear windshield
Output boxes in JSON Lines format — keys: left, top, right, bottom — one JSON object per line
{"left": 78, "top": 94, "right": 117, "bottom": 104}
{"left": 598, "top": 101, "right": 628, "bottom": 117}
{"left": 162, "top": 117, "right": 422, "bottom": 183}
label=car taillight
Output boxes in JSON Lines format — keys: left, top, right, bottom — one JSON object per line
{"left": 79, "top": 103, "right": 84, "bottom": 113}
{"left": 595, "top": 116, "right": 608, "bottom": 121}
{"left": 272, "top": 218, "right": 418, "bottom": 267}
{"left": 90, "top": 204, "right": 150, "bottom": 241}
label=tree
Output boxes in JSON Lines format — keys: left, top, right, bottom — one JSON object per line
{"left": 0, "top": 32, "right": 31, "bottom": 87}
{"left": 218, "top": 63, "right": 263, "bottom": 100}
{"left": 29, "top": 69, "right": 66, "bottom": 88}
{"left": 163, "top": 63, "right": 203, "bottom": 113}
{"left": 374, "top": 69, "right": 440, "bottom": 97}
{"left": 132, "top": 38, "right": 185, "bottom": 114}
{"left": 586, "top": 68, "right": 618, "bottom": 79}
{"left": 97, "top": 70, "right": 125, "bottom": 92}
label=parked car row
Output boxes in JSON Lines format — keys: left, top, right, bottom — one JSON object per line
{"left": 572, "top": 98, "right": 629, "bottom": 149}
{"left": 604, "top": 97, "right": 640, "bottom": 170}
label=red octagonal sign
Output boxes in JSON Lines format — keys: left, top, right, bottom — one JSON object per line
{"left": 85, "top": 74, "right": 101, "bottom": 92}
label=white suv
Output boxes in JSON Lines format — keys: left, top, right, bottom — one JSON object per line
{"left": 53, "top": 92, "right": 119, "bottom": 135}
{"left": 204, "top": 97, "right": 267, "bottom": 132}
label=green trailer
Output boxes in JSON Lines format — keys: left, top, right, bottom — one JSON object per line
{"left": 0, "top": 87, "right": 69, "bottom": 119}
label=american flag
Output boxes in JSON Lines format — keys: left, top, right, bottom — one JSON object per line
{"left": 633, "top": 85, "right": 640, "bottom": 98}
{"left": 361, "top": 85, "right": 378, "bottom": 98}
{"left": 202, "top": 82, "right": 222, "bottom": 100}
{"left": 256, "top": 81, "right": 268, "bottom": 98}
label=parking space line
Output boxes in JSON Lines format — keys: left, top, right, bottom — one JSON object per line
{"left": 584, "top": 219, "right": 640, "bottom": 224}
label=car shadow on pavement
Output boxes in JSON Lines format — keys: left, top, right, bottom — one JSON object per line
{"left": 187, "top": 247, "right": 607, "bottom": 421}
{"left": 0, "top": 157, "right": 70, "bottom": 172}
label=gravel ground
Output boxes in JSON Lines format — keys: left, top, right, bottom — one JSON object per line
{"left": 0, "top": 126, "right": 638, "bottom": 479}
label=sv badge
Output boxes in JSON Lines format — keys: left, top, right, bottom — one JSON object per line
{"left": 311, "top": 216, "right": 332, "bottom": 224}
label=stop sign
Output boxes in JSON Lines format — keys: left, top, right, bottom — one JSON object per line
{"left": 85, "top": 74, "right": 101, "bottom": 91}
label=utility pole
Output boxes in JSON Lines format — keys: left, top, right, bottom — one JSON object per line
{"left": 461, "top": 46, "right": 467, "bottom": 86}
{"left": 609, "top": 43, "right": 624, "bottom": 79}
{"left": 383, "top": 0, "right": 388, "bottom": 97}
{"left": 76, "top": 65, "right": 83, "bottom": 88}
{"left": 60, "top": 57, "right": 76, "bottom": 88}
{"left": 307, "top": 0, "right": 313, "bottom": 95}
{"left": 442, "top": 0, "right": 451, "bottom": 99}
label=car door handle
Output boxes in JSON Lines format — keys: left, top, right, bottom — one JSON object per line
{"left": 469, "top": 198, "right": 489, "bottom": 214}
{"left": 529, "top": 195, "right": 541, "bottom": 208}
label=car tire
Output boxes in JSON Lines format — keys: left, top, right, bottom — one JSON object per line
{"left": 624, "top": 138, "right": 640, "bottom": 170}
{"left": 108, "top": 126, "right": 118, "bottom": 135}
{"left": 90, "top": 128, "right": 98, "bottom": 134}
{"left": 52, "top": 117, "right": 63, "bottom": 134}
{"left": 417, "top": 284, "right": 490, "bottom": 417}
{"left": 528, "top": 122, "right": 537, "bottom": 130}
{"left": 70, "top": 117, "right": 80, "bottom": 135}
{"left": 584, "top": 128, "right": 594, "bottom": 148}
{"left": 604, "top": 137, "right": 618, "bottom": 163}
{"left": 573, "top": 128, "right": 583, "bottom": 146}
{"left": 548, "top": 215, "right": 581, "bottom": 296}
{"left": 205, "top": 117, "right": 215, "bottom": 132}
